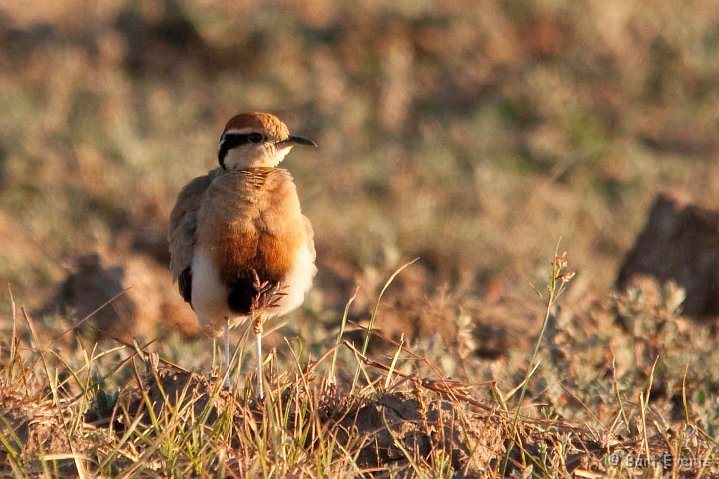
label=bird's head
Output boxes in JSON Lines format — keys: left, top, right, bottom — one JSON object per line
{"left": 217, "top": 112, "right": 317, "bottom": 170}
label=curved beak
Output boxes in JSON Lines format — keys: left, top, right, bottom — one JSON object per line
{"left": 276, "top": 135, "right": 318, "bottom": 148}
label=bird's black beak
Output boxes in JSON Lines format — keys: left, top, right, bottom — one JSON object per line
{"left": 276, "top": 135, "right": 318, "bottom": 148}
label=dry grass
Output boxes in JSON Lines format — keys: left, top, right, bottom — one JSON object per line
{"left": 1, "top": 0, "right": 719, "bottom": 308}
{"left": 2, "top": 256, "right": 719, "bottom": 477}
{"left": 1, "top": 0, "right": 719, "bottom": 477}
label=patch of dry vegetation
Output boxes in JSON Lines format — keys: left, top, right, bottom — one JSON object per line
{"left": 2, "top": 257, "right": 718, "bottom": 477}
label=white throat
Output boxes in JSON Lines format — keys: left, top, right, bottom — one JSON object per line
{"left": 223, "top": 144, "right": 293, "bottom": 170}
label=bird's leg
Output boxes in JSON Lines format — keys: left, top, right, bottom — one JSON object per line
{"left": 223, "top": 318, "right": 231, "bottom": 388}
{"left": 253, "top": 313, "right": 264, "bottom": 400}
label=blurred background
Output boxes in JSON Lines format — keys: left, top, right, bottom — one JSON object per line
{"left": 0, "top": 0, "right": 718, "bottom": 345}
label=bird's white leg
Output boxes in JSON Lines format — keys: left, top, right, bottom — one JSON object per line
{"left": 212, "top": 336, "right": 217, "bottom": 370}
{"left": 223, "top": 318, "right": 231, "bottom": 388}
{"left": 253, "top": 314, "right": 264, "bottom": 400}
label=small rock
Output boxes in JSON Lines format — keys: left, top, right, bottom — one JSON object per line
{"left": 52, "top": 251, "right": 201, "bottom": 340}
{"left": 617, "top": 192, "right": 719, "bottom": 318}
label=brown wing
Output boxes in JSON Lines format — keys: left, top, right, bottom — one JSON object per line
{"left": 168, "top": 168, "right": 220, "bottom": 303}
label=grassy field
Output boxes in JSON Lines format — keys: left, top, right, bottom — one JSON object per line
{"left": 1, "top": 0, "right": 719, "bottom": 477}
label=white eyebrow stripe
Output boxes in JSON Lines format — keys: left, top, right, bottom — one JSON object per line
{"left": 224, "top": 128, "right": 257, "bottom": 135}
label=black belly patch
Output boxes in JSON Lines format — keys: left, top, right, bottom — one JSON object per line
{"left": 227, "top": 274, "right": 280, "bottom": 315}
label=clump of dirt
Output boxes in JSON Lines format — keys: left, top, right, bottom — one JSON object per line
{"left": 121, "top": 367, "right": 511, "bottom": 475}
{"left": 0, "top": 384, "right": 102, "bottom": 473}
{"left": 94, "top": 364, "right": 613, "bottom": 477}
{"left": 617, "top": 191, "right": 719, "bottom": 318}
{"left": 47, "top": 251, "right": 200, "bottom": 341}
{"left": 128, "top": 368, "right": 219, "bottom": 418}
{"left": 335, "top": 390, "right": 505, "bottom": 476}
{"left": 1, "top": 388, "right": 71, "bottom": 456}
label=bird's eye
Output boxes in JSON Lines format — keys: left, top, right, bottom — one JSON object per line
{"left": 248, "top": 133, "right": 264, "bottom": 144}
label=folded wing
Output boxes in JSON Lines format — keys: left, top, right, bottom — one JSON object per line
{"left": 168, "top": 168, "right": 220, "bottom": 303}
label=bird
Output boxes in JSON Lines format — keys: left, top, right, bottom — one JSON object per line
{"left": 168, "top": 112, "right": 317, "bottom": 398}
